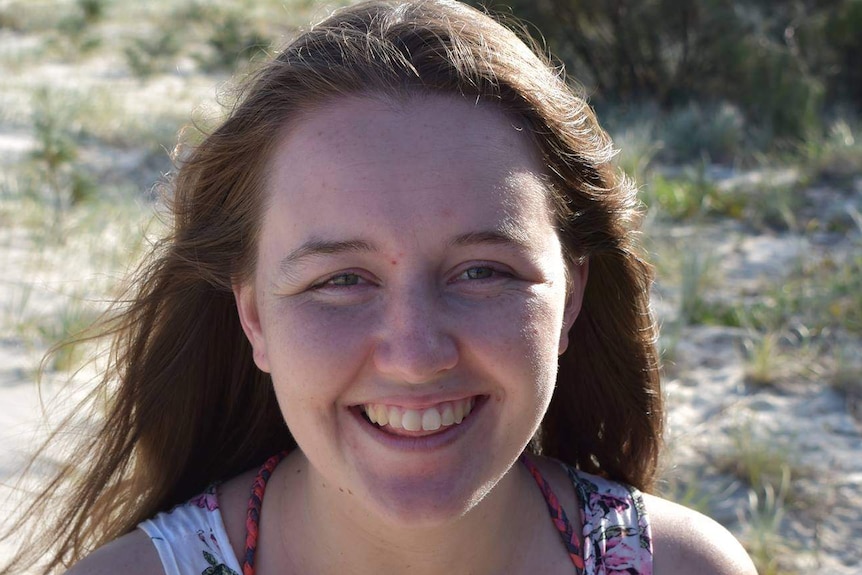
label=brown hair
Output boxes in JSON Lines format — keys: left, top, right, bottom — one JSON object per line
{"left": 2, "top": 0, "right": 662, "bottom": 572}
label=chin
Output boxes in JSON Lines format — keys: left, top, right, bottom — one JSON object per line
{"left": 373, "top": 480, "right": 488, "bottom": 528}
{"left": 357, "top": 466, "right": 497, "bottom": 528}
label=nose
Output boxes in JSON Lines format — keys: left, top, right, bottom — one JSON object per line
{"left": 372, "top": 284, "right": 459, "bottom": 384}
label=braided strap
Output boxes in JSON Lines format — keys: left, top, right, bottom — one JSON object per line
{"left": 243, "top": 451, "right": 289, "bottom": 575}
{"left": 520, "top": 454, "right": 586, "bottom": 573}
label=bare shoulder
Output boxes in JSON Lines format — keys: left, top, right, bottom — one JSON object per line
{"left": 642, "top": 493, "right": 757, "bottom": 575}
{"left": 63, "top": 529, "right": 163, "bottom": 575}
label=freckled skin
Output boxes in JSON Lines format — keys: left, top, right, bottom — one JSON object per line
{"left": 234, "top": 94, "right": 585, "bottom": 529}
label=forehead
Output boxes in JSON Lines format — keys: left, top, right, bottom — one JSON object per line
{"left": 262, "top": 94, "right": 555, "bottom": 245}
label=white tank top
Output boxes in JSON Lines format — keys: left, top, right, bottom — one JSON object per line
{"left": 137, "top": 484, "right": 242, "bottom": 575}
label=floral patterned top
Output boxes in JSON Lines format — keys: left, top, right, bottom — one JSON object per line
{"left": 137, "top": 454, "right": 652, "bottom": 575}
{"left": 138, "top": 483, "right": 242, "bottom": 575}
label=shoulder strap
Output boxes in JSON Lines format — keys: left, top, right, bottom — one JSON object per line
{"left": 520, "top": 454, "right": 587, "bottom": 574}
{"left": 243, "top": 451, "right": 290, "bottom": 575}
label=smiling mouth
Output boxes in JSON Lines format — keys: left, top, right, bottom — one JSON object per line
{"left": 359, "top": 397, "right": 481, "bottom": 435}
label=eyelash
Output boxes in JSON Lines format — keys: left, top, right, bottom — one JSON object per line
{"left": 454, "top": 265, "right": 512, "bottom": 282}
{"left": 309, "top": 263, "right": 513, "bottom": 292}
{"left": 311, "top": 272, "right": 368, "bottom": 290}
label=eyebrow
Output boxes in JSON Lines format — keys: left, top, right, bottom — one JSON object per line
{"left": 279, "top": 239, "right": 375, "bottom": 277}
{"left": 278, "top": 228, "right": 531, "bottom": 277}
{"left": 448, "top": 228, "right": 531, "bottom": 250}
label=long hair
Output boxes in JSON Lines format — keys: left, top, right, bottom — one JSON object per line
{"left": 2, "top": 1, "right": 662, "bottom": 572}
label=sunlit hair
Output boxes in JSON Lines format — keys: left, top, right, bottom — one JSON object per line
{"left": 2, "top": 1, "right": 662, "bottom": 572}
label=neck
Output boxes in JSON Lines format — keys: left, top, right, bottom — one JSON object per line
{"left": 272, "top": 451, "right": 547, "bottom": 575}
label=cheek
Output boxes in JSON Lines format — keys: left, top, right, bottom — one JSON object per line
{"left": 517, "top": 298, "right": 566, "bottom": 409}
{"left": 465, "top": 293, "right": 564, "bottom": 388}
{"left": 520, "top": 293, "right": 566, "bottom": 361}
{"left": 260, "top": 301, "right": 373, "bottom": 399}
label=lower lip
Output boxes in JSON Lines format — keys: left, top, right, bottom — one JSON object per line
{"left": 349, "top": 396, "right": 487, "bottom": 451}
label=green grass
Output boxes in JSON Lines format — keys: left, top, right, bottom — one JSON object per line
{"left": 742, "top": 331, "right": 791, "bottom": 389}
{"left": 821, "top": 256, "right": 862, "bottom": 334}
{"left": 642, "top": 173, "right": 716, "bottom": 221}
{"left": 639, "top": 169, "right": 808, "bottom": 232}
{"left": 799, "top": 116, "right": 862, "bottom": 187}
{"left": 36, "top": 297, "right": 103, "bottom": 372}
{"left": 0, "top": 282, "right": 35, "bottom": 338}
{"left": 30, "top": 88, "right": 81, "bottom": 218}
{"left": 740, "top": 469, "right": 800, "bottom": 575}
{"left": 124, "top": 30, "right": 182, "bottom": 79}
{"left": 658, "top": 469, "right": 715, "bottom": 516}
{"left": 732, "top": 180, "right": 806, "bottom": 233}
{"left": 195, "top": 9, "right": 273, "bottom": 72}
{"left": 656, "top": 320, "right": 682, "bottom": 369}
{"left": 660, "top": 245, "right": 862, "bottom": 346}
{"left": 829, "top": 348, "right": 862, "bottom": 412}
{"left": 713, "top": 424, "right": 806, "bottom": 498}
{"left": 0, "top": 152, "right": 154, "bottom": 346}
{"left": 77, "top": 0, "right": 107, "bottom": 23}
{"left": 120, "top": 0, "right": 353, "bottom": 79}
{"left": 678, "top": 249, "right": 719, "bottom": 326}
{"left": 742, "top": 332, "right": 780, "bottom": 388}
{"left": 0, "top": 1, "right": 69, "bottom": 34}
{"left": 775, "top": 253, "right": 862, "bottom": 335}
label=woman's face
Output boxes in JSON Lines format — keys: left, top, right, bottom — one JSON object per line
{"left": 235, "top": 94, "right": 585, "bottom": 526}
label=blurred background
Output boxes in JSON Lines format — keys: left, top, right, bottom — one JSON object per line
{"left": 0, "top": 1, "right": 860, "bottom": 574}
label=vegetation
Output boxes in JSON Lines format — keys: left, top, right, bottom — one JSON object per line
{"left": 29, "top": 89, "right": 95, "bottom": 225}
{"left": 124, "top": 30, "right": 182, "bottom": 78}
{"left": 196, "top": 9, "right": 272, "bottom": 72}
{"left": 715, "top": 425, "right": 803, "bottom": 493}
{"left": 741, "top": 473, "right": 798, "bottom": 575}
{"left": 471, "top": 0, "right": 862, "bottom": 154}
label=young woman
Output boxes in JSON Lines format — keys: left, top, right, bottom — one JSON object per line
{"left": 4, "top": 1, "right": 756, "bottom": 573}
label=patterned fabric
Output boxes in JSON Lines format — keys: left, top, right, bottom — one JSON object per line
{"left": 568, "top": 465, "right": 653, "bottom": 574}
{"left": 138, "top": 483, "right": 242, "bottom": 575}
{"left": 137, "top": 453, "right": 653, "bottom": 574}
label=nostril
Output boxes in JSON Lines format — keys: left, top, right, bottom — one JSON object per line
{"left": 371, "top": 333, "right": 458, "bottom": 383}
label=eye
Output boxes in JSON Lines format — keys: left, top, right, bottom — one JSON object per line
{"left": 461, "top": 266, "right": 495, "bottom": 280}
{"left": 455, "top": 265, "right": 512, "bottom": 282}
{"left": 311, "top": 272, "right": 368, "bottom": 290}
{"left": 328, "top": 273, "right": 362, "bottom": 286}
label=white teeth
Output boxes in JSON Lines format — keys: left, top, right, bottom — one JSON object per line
{"left": 363, "top": 398, "right": 477, "bottom": 432}
{"left": 421, "top": 408, "right": 442, "bottom": 431}
{"left": 453, "top": 401, "right": 464, "bottom": 423}
{"left": 402, "top": 410, "right": 421, "bottom": 431}
{"left": 387, "top": 406, "right": 401, "bottom": 429}
{"left": 440, "top": 404, "right": 455, "bottom": 426}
